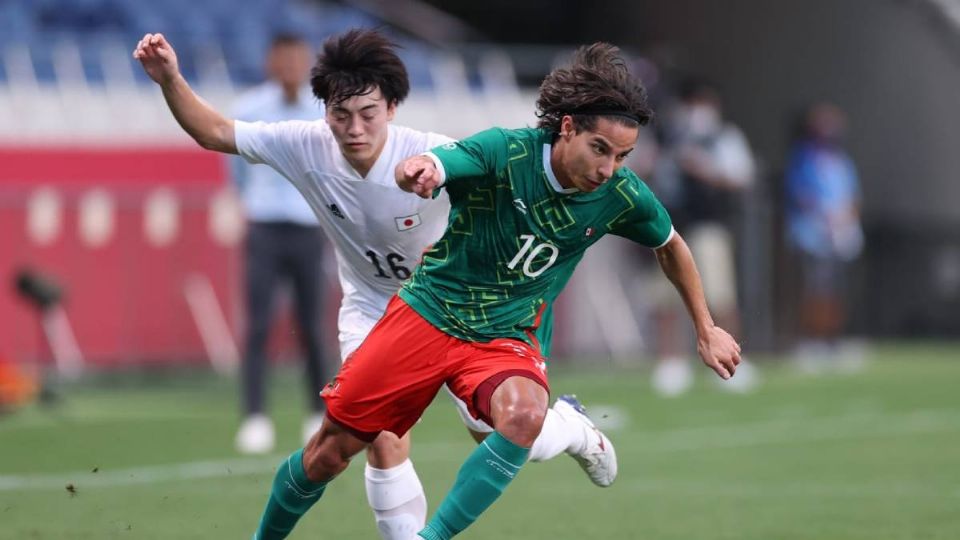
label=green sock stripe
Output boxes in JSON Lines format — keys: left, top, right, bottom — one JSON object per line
{"left": 483, "top": 431, "right": 530, "bottom": 467}
{"left": 480, "top": 442, "right": 523, "bottom": 471}
{"left": 284, "top": 449, "right": 325, "bottom": 496}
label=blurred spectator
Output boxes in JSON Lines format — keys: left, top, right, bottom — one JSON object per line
{"left": 231, "top": 34, "right": 331, "bottom": 455}
{"left": 646, "top": 78, "right": 758, "bottom": 396}
{"left": 785, "top": 102, "right": 864, "bottom": 371}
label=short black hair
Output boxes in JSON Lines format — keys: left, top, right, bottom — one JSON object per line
{"left": 536, "top": 43, "right": 652, "bottom": 133}
{"left": 310, "top": 28, "right": 410, "bottom": 107}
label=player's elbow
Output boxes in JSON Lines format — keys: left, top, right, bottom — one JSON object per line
{"left": 194, "top": 123, "right": 236, "bottom": 154}
{"left": 195, "top": 136, "right": 226, "bottom": 153}
{"left": 194, "top": 135, "right": 219, "bottom": 151}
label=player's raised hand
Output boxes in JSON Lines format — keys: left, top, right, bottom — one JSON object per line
{"left": 696, "top": 325, "right": 742, "bottom": 380}
{"left": 396, "top": 155, "right": 442, "bottom": 199}
{"left": 132, "top": 33, "right": 179, "bottom": 86}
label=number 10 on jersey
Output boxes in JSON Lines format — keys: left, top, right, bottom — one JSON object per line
{"left": 507, "top": 234, "right": 559, "bottom": 278}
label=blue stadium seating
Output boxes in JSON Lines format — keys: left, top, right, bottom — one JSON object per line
{"left": 0, "top": 0, "right": 434, "bottom": 88}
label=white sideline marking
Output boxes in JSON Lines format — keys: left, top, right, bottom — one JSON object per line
{"left": 2, "top": 409, "right": 958, "bottom": 492}
{"left": 0, "top": 456, "right": 281, "bottom": 491}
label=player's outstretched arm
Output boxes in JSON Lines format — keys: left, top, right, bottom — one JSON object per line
{"left": 654, "top": 233, "right": 741, "bottom": 379}
{"left": 395, "top": 155, "right": 442, "bottom": 199}
{"left": 132, "top": 33, "right": 237, "bottom": 154}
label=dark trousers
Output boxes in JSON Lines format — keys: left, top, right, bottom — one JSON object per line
{"left": 242, "top": 221, "right": 329, "bottom": 415}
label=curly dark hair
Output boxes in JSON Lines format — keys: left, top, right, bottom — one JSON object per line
{"left": 536, "top": 43, "right": 652, "bottom": 133}
{"left": 310, "top": 28, "right": 410, "bottom": 107}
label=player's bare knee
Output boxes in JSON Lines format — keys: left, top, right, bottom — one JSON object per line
{"left": 366, "top": 431, "right": 411, "bottom": 469}
{"left": 495, "top": 403, "right": 546, "bottom": 447}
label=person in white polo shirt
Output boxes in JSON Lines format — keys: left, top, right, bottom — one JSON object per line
{"left": 230, "top": 34, "right": 331, "bottom": 455}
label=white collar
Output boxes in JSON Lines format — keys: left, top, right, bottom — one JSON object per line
{"left": 542, "top": 143, "right": 580, "bottom": 194}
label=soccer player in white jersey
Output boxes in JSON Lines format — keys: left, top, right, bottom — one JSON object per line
{"left": 134, "top": 29, "right": 616, "bottom": 540}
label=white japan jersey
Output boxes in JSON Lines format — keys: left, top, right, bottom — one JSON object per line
{"left": 235, "top": 120, "right": 452, "bottom": 356}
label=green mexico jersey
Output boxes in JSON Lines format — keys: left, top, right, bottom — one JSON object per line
{"left": 398, "top": 127, "right": 673, "bottom": 351}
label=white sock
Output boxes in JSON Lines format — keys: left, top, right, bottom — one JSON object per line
{"left": 364, "top": 459, "right": 427, "bottom": 540}
{"left": 528, "top": 407, "right": 580, "bottom": 461}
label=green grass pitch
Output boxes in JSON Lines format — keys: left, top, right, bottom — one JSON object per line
{"left": 1, "top": 343, "right": 959, "bottom": 539}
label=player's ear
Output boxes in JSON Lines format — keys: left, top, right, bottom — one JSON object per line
{"left": 386, "top": 100, "right": 397, "bottom": 121}
{"left": 560, "top": 115, "right": 575, "bottom": 139}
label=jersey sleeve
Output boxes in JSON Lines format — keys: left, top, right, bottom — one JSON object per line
{"left": 424, "top": 131, "right": 455, "bottom": 149}
{"left": 234, "top": 119, "right": 313, "bottom": 175}
{"left": 610, "top": 175, "right": 675, "bottom": 249}
{"left": 423, "top": 128, "right": 507, "bottom": 187}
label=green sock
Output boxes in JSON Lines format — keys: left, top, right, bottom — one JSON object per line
{"left": 253, "top": 449, "right": 327, "bottom": 540}
{"left": 418, "top": 432, "right": 529, "bottom": 540}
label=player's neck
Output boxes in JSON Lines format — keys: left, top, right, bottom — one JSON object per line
{"left": 548, "top": 144, "right": 574, "bottom": 189}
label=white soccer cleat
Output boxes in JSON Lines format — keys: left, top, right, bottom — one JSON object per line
{"left": 235, "top": 414, "right": 275, "bottom": 455}
{"left": 554, "top": 394, "right": 618, "bottom": 487}
{"left": 302, "top": 413, "right": 325, "bottom": 445}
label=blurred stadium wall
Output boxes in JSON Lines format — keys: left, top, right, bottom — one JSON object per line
{"left": 2, "top": 0, "right": 958, "bottom": 370}
{"left": 0, "top": 0, "right": 543, "bottom": 369}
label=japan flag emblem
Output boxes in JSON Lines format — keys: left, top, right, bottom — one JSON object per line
{"left": 395, "top": 213, "right": 422, "bottom": 231}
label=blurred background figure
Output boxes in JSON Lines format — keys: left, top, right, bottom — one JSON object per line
{"left": 231, "top": 33, "right": 331, "bottom": 455}
{"left": 785, "top": 102, "right": 864, "bottom": 373}
{"left": 647, "top": 78, "right": 759, "bottom": 396}
{"left": 12, "top": 268, "right": 82, "bottom": 404}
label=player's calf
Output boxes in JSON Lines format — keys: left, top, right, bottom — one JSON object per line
{"left": 301, "top": 420, "right": 367, "bottom": 482}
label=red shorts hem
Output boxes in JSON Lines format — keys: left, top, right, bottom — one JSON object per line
{"left": 322, "top": 406, "right": 381, "bottom": 443}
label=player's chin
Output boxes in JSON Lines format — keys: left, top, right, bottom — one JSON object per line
{"left": 580, "top": 177, "right": 604, "bottom": 192}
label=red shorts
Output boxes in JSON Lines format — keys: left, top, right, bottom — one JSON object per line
{"left": 321, "top": 295, "right": 549, "bottom": 442}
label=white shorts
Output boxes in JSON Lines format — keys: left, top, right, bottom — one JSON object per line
{"left": 337, "top": 301, "right": 494, "bottom": 434}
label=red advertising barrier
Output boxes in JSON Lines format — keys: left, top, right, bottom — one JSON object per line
{"left": 0, "top": 147, "right": 243, "bottom": 367}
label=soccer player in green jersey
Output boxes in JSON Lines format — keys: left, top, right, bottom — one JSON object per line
{"left": 256, "top": 42, "right": 742, "bottom": 540}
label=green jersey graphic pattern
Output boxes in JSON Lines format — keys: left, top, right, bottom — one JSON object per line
{"left": 399, "top": 127, "right": 672, "bottom": 351}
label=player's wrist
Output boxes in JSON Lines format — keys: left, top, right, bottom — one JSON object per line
{"left": 421, "top": 152, "right": 446, "bottom": 187}
{"left": 159, "top": 71, "right": 186, "bottom": 90}
{"left": 693, "top": 320, "right": 716, "bottom": 341}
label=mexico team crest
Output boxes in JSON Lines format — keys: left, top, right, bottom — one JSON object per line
{"left": 395, "top": 213, "right": 422, "bottom": 231}
{"left": 584, "top": 227, "right": 595, "bottom": 237}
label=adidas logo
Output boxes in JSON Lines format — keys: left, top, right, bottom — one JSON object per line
{"left": 328, "top": 204, "right": 345, "bottom": 219}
